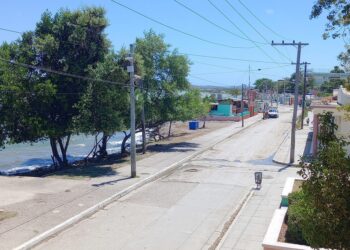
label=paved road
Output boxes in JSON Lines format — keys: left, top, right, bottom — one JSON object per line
{"left": 36, "top": 107, "right": 297, "bottom": 250}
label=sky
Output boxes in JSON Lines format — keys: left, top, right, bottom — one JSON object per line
{"left": 0, "top": 0, "right": 346, "bottom": 87}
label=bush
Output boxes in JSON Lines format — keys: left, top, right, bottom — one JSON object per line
{"left": 296, "top": 112, "right": 350, "bottom": 249}
{"left": 285, "top": 191, "right": 308, "bottom": 245}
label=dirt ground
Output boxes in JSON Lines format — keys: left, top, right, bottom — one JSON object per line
{"left": 158, "top": 120, "right": 233, "bottom": 143}
{"left": 47, "top": 120, "right": 233, "bottom": 180}
{"left": 0, "top": 120, "right": 234, "bottom": 226}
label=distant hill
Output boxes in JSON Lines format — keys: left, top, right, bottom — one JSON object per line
{"left": 191, "top": 84, "right": 237, "bottom": 92}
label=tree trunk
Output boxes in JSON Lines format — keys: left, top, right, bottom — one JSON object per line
{"left": 202, "top": 116, "right": 206, "bottom": 129}
{"left": 99, "top": 134, "right": 109, "bottom": 158}
{"left": 50, "top": 137, "right": 63, "bottom": 168}
{"left": 121, "top": 131, "right": 131, "bottom": 156}
{"left": 57, "top": 137, "right": 68, "bottom": 167}
{"left": 141, "top": 120, "right": 146, "bottom": 154}
{"left": 168, "top": 121, "right": 172, "bottom": 138}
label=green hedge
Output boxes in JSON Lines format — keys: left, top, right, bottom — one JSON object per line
{"left": 285, "top": 191, "right": 308, "bottom": 245}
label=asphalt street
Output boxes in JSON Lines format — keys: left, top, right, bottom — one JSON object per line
{"left": 35, "top": 106, "right": 297, "bottom": 250}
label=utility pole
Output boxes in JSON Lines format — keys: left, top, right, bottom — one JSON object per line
{"left": 248, "top": 64, "right": 251, "bottom": 90}
{"left": 140, "top": 79, "right": 147, "bottom": 154}
{"left": 127, "top": 44, "right": 136, "bottom": 177}
{"left": 276, "top": 81, "right": 279, "bottom": 108}
{"left": 241, "top": 83, "right": 244, "bottom": 127}
{"left": 292, "top": 62, "right": 311, "bottom": 129}
{"left": 283, "top": 80, "right": 286, "bottom": 104}
{"left": 272, "top": 41, "right": 309, "bottom": 163}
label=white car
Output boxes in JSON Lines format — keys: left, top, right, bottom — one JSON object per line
{"left": 268, "top": 108, "right": 279, "bottom": 118}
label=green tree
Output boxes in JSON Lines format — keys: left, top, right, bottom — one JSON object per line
{"left": 172, "top": 88, "right": 210, "bottom": 133}
{"left": 311, "top": 0, "right": 350, "bottom": 40}
{"left": 338, "top": 46, "right": 350, "bottom": 71}
{"left": 254, "top": 78, "right": 274, "bottom": 92}
{"left": 330, "top": 65, "right": 345, "bottom": 73}
{"left": 311, "top": 1, "right": 350, "bottom": 71}
{"left": 134, "top": 30, "right": 191, "bottom": 140}
{"left": 73, "top": 51, "right": 129, "bottom": 158}
{"left": 0, "top": 7, "right": 110, "bottom": 168}
{"left": 320, "top": 79, "right": 346, "bottom": 93}
{"left": 225, "top": 87, "right": 240, "bottom": 96}
{"left": 296, "top": 112, "right": 350, "bottom": 249}
{"left": 320, "top": 66, "right": 348, "bottom": 94}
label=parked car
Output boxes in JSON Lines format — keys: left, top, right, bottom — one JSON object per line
{"left": 268, "top": 108, "right": 279, "bottom": 118}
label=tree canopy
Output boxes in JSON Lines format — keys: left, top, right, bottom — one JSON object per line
{"left": 311, "top": 0, "right": 350, "bottom": 40}
{"left": 296, "top": 112, "right": 350, "bottom": 249}
{"left": 254, "top": 78, "right": 274, "bottom": 92}
{"left": 0, "top": 7, "right": 110, "bottom": 167}
{"left": 0, "top": 12, "right": 211, "bottom": 170}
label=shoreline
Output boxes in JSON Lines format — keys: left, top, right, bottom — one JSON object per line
{"left": 0, "top": 120, "right": 232, "bottom": 176}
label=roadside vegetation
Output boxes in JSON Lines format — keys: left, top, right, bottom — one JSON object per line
{"left": 286, "top": 112, "right": 350, "bottom": 249}
{"left": 296, "top": 109, "right": 309, "bottom": 129}
{"left": 0, "top": 7, "right": 209, "bottom": 171}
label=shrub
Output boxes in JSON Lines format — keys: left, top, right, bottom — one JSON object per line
{"left": 285, "top": 191, "right": 308, "bottom": 245}
{"left": 297, "top": 112, "right": 350, "bottom": 249}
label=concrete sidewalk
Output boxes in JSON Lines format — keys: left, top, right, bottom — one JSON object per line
{"left": 0, "top": 115, "right": 263, "bottom": 250}
{"left": 272, "top": 112, "right": 313, "bottom": 166}
{"left": 33, "top": 106, "right": 294, "bottom": 250}
{"left": 218, "top": 167, "right": 298, "bottom": 250}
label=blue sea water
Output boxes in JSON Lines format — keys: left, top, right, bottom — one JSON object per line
{"left": 0, "top": 132, "right": 144, "bottom": 175}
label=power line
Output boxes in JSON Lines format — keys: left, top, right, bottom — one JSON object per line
{"left": 0, "top": 27, "right": 22, "bottom": 34}
{"left": 192, "top": 61, "right": 293, "bottom": 71}
{"left": 173, "top": 0, "right": 266, "bottom": 45}
{"left": 0, "top": 57, "right": 128, "bottom": 86}
{"left": 0, "top": 26, "right": 97, "bottom": 47}
{"left": 224, "top": 0, "right": 291, "bottom": 62}
{"left": 110, "top": 0, "right": 254, "bottom": 50}
{"left": 237, "top": 0, "right": 288, "bottom": 40}
{"left": 250, "top": 70, "right": 290, "bottom": 78}
{"left": 0, "top": 57, "right": 242, "bottom": 93}
{"left": 0, "top": 90, "right": 85, "bottom": 95}
{"left": 182, "top": 52, "right": 290, "bottom": 64}
{"left": 192, "top": 69, "right": 292, "bottom": 77}
{"left": 207, "top": 0, "right": 277, "bottom": 63}
{"left": 189, "top": 75, "right": 228, "bottom": 85}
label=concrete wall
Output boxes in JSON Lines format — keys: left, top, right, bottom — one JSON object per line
{"left": 338, "top": 86, "right": 350, "bottom": 105}
{"left": 209, "top": 104, "right": 232, "bottom": 116}
{"left": 312, "top": 105, "right": 350, "bottom": 155}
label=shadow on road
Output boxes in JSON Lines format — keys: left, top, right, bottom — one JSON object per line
{"left": 246, "top": 154, "right": 279, "bottom": 166}
{"left": 147, "top": 142, "right": 199, "bottom": 153}
{"left": 92, "top": 176, "right": 132, "bottom": 187}
{"left": 51, "top": 165, "right": 118, "bottom": 178}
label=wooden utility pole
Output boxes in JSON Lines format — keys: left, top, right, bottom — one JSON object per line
{"left": 272, "top": 41, "right": 309, "bottom": 163}
{"left": 140, "top": 80, "right": 147, "bottom": 154}
{"left": 127, "top": 44, "right": 136, "bottom": 177}
{"left": 248, "top": 64, "right": 251, "bottom": 89}
{"left": 241, "top": 83, "right": 244, "bottom": 127}
{"left": 292, "top": 62, "right": 311, "bottom": 129}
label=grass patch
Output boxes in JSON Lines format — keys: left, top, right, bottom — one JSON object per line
{"left": 0, "top": 210, "right": 17, "bottom": 221}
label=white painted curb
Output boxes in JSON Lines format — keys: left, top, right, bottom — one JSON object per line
{"left": 14, "top": 117, "right": 263, "bottom": 250}
{"left": 213, "top": 188, "right": 254, "bottom": 250}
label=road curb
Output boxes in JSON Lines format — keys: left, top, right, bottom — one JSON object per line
{"left": 209, "top": 187, "right": 254, "bottom": 250}
{"left": 271, "top": 131, "right": 299, "bottom": 167}
{"left": 14, "top": 117, "right": 263, "bottom": 250}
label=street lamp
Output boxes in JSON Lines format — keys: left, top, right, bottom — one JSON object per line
{"left": 248, "top": 65, "right": 261, "bottom": 90}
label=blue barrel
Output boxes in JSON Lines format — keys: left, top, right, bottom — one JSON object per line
{"left": 189, "top": 121, "right": 197, "bottom": 130}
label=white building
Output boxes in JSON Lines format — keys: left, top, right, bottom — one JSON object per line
{"left": 311, "top": 72, "right": 350, "bottom": 85}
